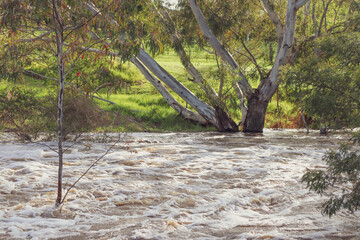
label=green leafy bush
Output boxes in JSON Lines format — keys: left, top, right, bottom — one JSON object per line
{"left": 284, "top": 33, "right": 360, "bottom": 131}
{"left": 302, "top": 134, "right": 360, "bottom": 217}
{"left": 0, "top": 87, "right": 52, "bottom": 140}
{"left": 0, "top": 87, "right": 112, "bottom": 140}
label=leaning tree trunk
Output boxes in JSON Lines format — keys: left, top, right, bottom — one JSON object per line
{"left": 132, "top": 57, "right": 207, "bottom": 125}
{"left": 137, "top": 49, "right": 238, "bottom": 132}
{"left": 85, "top": 2, "right": 238, "bottom": 132}
{"left": 243, "top": 91, "right": 269, "bottom": 133}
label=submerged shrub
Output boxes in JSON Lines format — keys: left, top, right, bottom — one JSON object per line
{"left": 302, "top": 134, "right": 360, "bottom": 217}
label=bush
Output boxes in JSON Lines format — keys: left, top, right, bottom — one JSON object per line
{"left": 302, "top": 134, "right": 360, "bottom": 217}
{"left": 0, "top": 87, "right": 52, "bottom": 140}
{"left": 60, "top": 90, "right": 111, "bottom": 139}
{"left": 0, "top": 87, "right": 112, "bottom": 140}
{"left": 283, "top": 33, "right": 360, "bottom": 131}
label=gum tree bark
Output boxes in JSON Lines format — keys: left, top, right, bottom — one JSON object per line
{"left": 86, "top": 0, "right": 308, "bottom": 133}
{"left": 189, "top": 0, "right": 307, "bottom": 132}
{"left": 150, "top": 3, "right": 238, "bottom": 131}
{"left": 152, "top": 4, "right": 218, "bottom": 100}
{"left": 244, "top": 0, "right": 306, "bottom": 132}
{"left": 86, "top": 2, "right": 238, "bottom": 132}
{"left": 137, "top": 49, "right": 238, "bottom": 132}
{"left": 188, "top": 0, "right": 253, "bottom": 100}
{"left": 131, "top": 57, "right": 207, "bottom": 125}
{"left": 81, "top": 45, "right": 208, "bottom": 125}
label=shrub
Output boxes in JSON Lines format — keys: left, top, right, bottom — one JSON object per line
{"left": 302, "top": 134, "right": 360, "bottom": 217}
{"left": 0, "top": 87, "right": 52, "bottom": 140}
{"left": 60, "top": 90, "right": 111, "bottom": 139}
{"left": 0, "top": 87, "right": 111, "bottom": 141}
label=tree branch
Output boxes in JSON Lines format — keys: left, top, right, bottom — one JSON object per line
{"left": 240, "top": 39, "right": 264, "bottom": 80}
{"left": 261, "top": 0, "right": 284, "bottom": 44}
{"left": 23, "top": 68, "right": 116, "bottom": 105}
{"left": 22, "top": 69, "right": 59, "bottom": 81}
{"left": 60, "top": 134, "right": 123, "bottom": 208}
{"left": 188, "top": 0, "right": 253, "bottom": 99}
{"left": 296, "top": 0, "right": 309, "bottom": 9}
{"left": 151, "top": 2, "right": 219, "bottom": 103}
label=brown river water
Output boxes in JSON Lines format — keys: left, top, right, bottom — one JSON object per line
{"left": 0, "top": 129, "right": 359, "bottom": 239}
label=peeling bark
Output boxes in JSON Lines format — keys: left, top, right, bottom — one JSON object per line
{"left": 132, "top": 57, "right": 207, "bottom": 125}
{"left": 188, "top": 0, "right": 253, "bottom": 99}
{"left": 137, "top": 49, "right": 238, "bottom": 132}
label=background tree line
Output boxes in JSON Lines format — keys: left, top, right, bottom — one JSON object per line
{"left": 1, "top": 0, "right": 359, "bottom": 134}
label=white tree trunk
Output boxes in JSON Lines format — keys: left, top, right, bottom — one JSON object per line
{"left": 132, "top": 57, "right": 207, "bottom": 125}
{"left": 81, "top": 47, "right": 209, "bottom": 126}
{"left": 259, "top": 0, "right": 302, "bottom": 101}
{"left": 136, "top": 49, "right": 218, "bottom": 125}
{"left": 86, "top": 1, "right": 238, "bottom": 131}
{"left": 261, "top": 0, "right": 284, "bottom": 53}
{"left": 244, "top": 0, "right": 307, "bottom": 132}
{"left": 138, "top": 49, "right": 238, "bottom": 132}
{"left": 152, "top": 4, "right": 219, "bottom": 102}
{"left": 188, "top": 0, "right": 253, "bottom": 99}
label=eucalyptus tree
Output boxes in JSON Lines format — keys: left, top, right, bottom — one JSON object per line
{"left": 129, "top": 0, "right": 309, "bottom": 132}
{"left": 143, "top": 0, "right": 357, "bottom": 132}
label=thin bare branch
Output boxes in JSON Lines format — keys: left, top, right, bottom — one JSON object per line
{"left": 60, "top": 134, "right": 123, "bottom": 208}
{"left": 22, "top": 69, "right": 59, "bottom": 81}
{"left": 240, "top": 39, "right": 264, "bottom": 80}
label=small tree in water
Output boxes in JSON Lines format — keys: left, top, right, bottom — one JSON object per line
{"left": 302, "top": 134, "right": 360, "bottom": 217}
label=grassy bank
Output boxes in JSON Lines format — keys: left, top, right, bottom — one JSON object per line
{"left": 0, "top": 48, "right": 300, "bottom": 134}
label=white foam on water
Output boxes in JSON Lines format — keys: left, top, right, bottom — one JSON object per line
{"left": 0, "top": 130, "right": 359, "bottom": 239}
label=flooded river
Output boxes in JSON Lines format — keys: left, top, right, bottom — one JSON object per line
{"left": 0, "top": 129, "right": 359, "bottom": 239}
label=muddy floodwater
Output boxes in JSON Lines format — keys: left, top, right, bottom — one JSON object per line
{"left": 0, "top": 129, "right": 359, "bottom": 239}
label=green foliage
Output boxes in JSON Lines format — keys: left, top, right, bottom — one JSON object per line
{"left": 0, "top": 86, "right": 114, "bottom": 140}
{"left": 284, "top": 33, "right": 360, "bottom": 129}
{"left": 0, "top": 87, "right": 52, "bottom": 140}
{"left": 302, "top": 134, "right": 360, "bottom": 217}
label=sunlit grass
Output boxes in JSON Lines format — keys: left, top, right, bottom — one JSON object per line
{"left": 96, "top": 93, "right": 214, "bottom": 132}
{"left": 0, "top": 46, "right": 300, "bottom": 132}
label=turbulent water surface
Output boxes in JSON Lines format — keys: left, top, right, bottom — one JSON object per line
{"left": 0, "top": 129, "right": 359, "bottom": 240}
